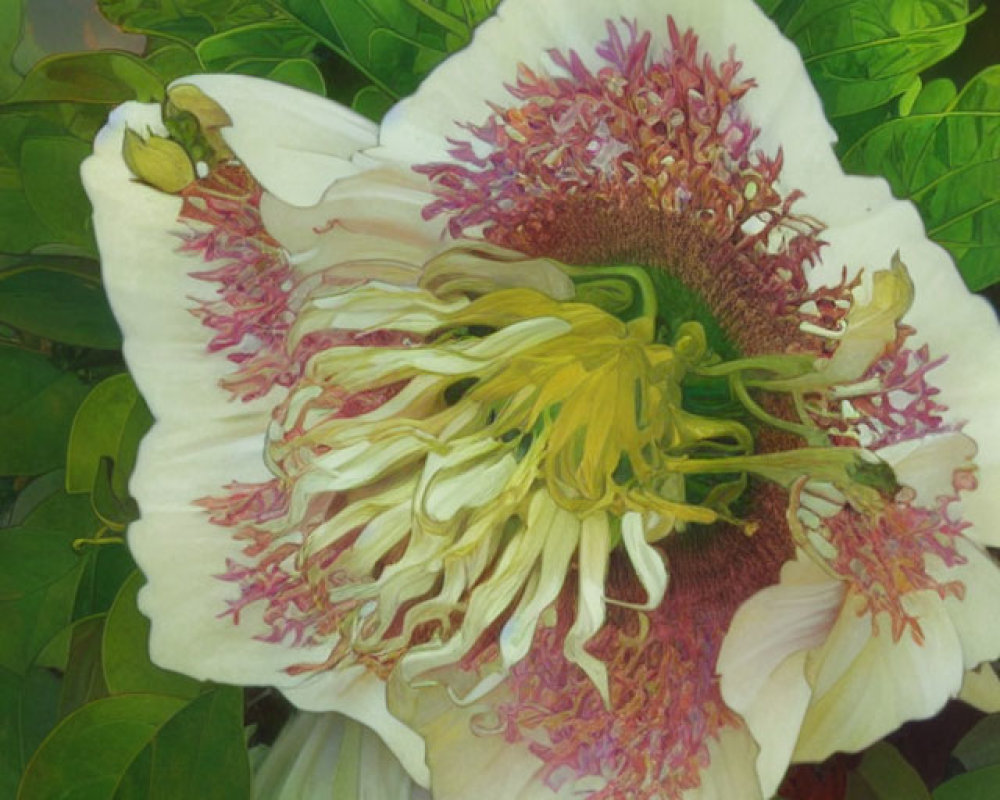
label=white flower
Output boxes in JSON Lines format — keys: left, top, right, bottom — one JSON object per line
{"left": 82, "top": 0, "right": 1000, "bottom": 797}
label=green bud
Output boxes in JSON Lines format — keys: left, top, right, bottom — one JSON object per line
{"left": 122, "top": 128, "right": 196, "bottom": 194}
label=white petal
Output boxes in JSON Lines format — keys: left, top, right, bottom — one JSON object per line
{"left": 387, "top": 678, "right": 582, "bottom": 800}
{"left": 924, "top": 537, "right": 1000, "bottom": 669}
{"left": 500, "top": 505, "right": 579, "bottom": 668}
{"left": 83, "top": 100, "right": 296, "bottom": 679}
{"left": 718, "top": 553, "right": 843, "bottom": 796}
{"left": 878, "top": 431, "right": 977, "bottom": 506}
{"left": 683, "top": 725, "right": 762, "bottom": 800}
{"left": 253, "top": 712, "right": 430, "bottom": 800}
{"left": 175, "top": 74, "right": 377, "bottom": 206}
{"left": 795, "top": 590, "right": 964, "bottom": 761}
{"left": 84, "top": 97, "right": 427, "bottom": 787}
{"left": 282, "top": 667, "right": 429, "bottom": 789}
{"left": 958, "top": 664, "right": 1000, "bottom": 714}
{"left": 563, "top": 514, "right": 611, "bottom": 705}
{"left": 259, "top": 167, "right": 444, "bottom": 277}
{"left": 616, "top": 511, "right": 668, "bottom": 610}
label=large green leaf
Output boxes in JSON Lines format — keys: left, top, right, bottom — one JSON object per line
{"left": 40, "top": 615, "right": 109, "bottom": 721}
{"left": 0, "top": 346, "right": 88, "bottom": 476}
{"left": 841, "top": 68, "right": 1000, "bottom": 290}
{"left": 222, "top": 57, "right": 327, "bottom": 94}
{"left": 0, "top": 0, "right": 23, "bottom": 99}
{"left": 953, "top": 714, "right": 1000, "bottom": 772}
{"left": 933, "top": 765, "right": 1000, "bottom": 800}
{"left": 196, "top": 20, "right": 318, "bottom": 70}
{"left": 18, "top": 688, "right": 250, "bottom": 800}
{"left": 72, "top": 542, "right": 135, "bottom": 620}
{"left": 781, "top": 0, "right": 978, "bottom": 118}
{"left": 16, "top": 693, "right": 187, "bottom": 799}
{"left": 114, "top": 687, "right": 252, "bottom": 800}
{"left": 845, "top": 742, "right": 932, "bottom": 800}
{"left": 97, "top": 0, "right": 274, "bottom": 42}
{"left": 18, "top": 136, "right": 95, "bottom": 251}
{"left": 8, "top": 51, "right": 164, "bottom": 105}
{"left": 0, "top": 665, "right": 60, "bottom": 798}
{"left": 65, "top": 374, "right": 150, "bottom": 501}
{"left": 279, "top": 0, "right": 500, "bottom": 99}
{"left": 0, "top": 491, "right": 93, "bottom": 674}
{"left": 102, "top": 571, "right": 201, "bottom": 700}
{"left": 0, "top": 258, "right": 118, "bottom": 349}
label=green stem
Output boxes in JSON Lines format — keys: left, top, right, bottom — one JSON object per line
{"left": 731, "top": 374, "right": 824, "bottom": 444}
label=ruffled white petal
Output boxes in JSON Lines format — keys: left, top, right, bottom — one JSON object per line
{"left": 174, "top": 74, "right": 377, "bottom": 206}
{"left": 253, "top": 712, "right": 430, "bottom": 800}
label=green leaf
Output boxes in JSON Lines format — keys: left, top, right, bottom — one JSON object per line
{"left": 114, "top": 687, "right": 252, "bottom": 800}
{"left": 352, "top": 84, "right": 395, "bottom": 121}
{"left": 7, "top": 469, "right": 64, "bottom": 525}
{"left": 72, "top": 541, "right": 135, "bottom": 620}
{"left": 0, "top": 182, "right": 53, "bottom": 254}
{"left": 9, "top": 51, "right": 164, "bottom": 105}
{"left": 223, "top": 57, "right": 327, "bottom": 95}
{"left": 278, "top": 0, "right": 499, "bottom": 99}
{"left": 143, "top": 42, "right": 202, "bottom": 84}
{"left": 102, "top": 571, "right": 201, "bottom": 700}
{"left": 953, "top": 714, "right": 1000, "bottom": 771}
{"left": 18, "top": 136, "right": 95, "bottom": 250}
{"left": 0, "top": 0, "right": 23, "bottom": 99}
{"left": 0, "top": 346, "right": 88, "bottom": 476}
{"left": 0, "top": 491, "right": 93, "bottom": 673}
{"left": 97, "top": 0, "right": 274, "bottom": 42}
{"left": 784, "top": 0, "right": 979, "bottom": 118}
{"left": 264, "top": 59, "right": 326, "bottom": 94}
{"left": 16, "top": 693, "right": 188, "bottom": 799}
{"left": 841, "top": 67, "right": 1000, "bottom": 290}
{"left": 66, "top": 374, "right": 151, "bottom": 499}
{"left": 845, "top": 742, "right": 932, "bottom": 800}
{"left": 0, "top": 665, "right": 60, "bottom": 797}
{"left": 53, "top": 615, "right": 109, "bottom": 720}
{"left": 933, "top": 765, "right": 1000, "bottom": 800}
{"left": 196, "top": 20, "right": 318, "bottom": 70}
{"left": 0, "top": 258, "right": 117, "bottom": 348}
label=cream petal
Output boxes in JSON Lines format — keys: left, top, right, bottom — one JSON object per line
{"left": 82, "top": 100, "right": 300, "bottom": 680}
{"left": 958, "top": 664, "right": 1000, "bottom": 714}
{"left": 563, "top": 514, "right": 611, "bottom": 705}
{"left": 683, "top": 725, "right": 762, "bottom": 800}
{"left": 924, "top": 537, "right": 1000, "bottom": 669}
{"left": 259, "top": 167, "right": 444, "bottom": 278}
{"left": 387, "top": 678, "right": 580, "bottom": 800}
{"left": 718, "top": 553, "right": 843, "bottom": 796}
{"left": 878, "top": 432, "right": 977, "bottom": 506}
{"left": 795, "top": 590, "right": 964, "bottom": 761}
{"left": 253, "top": 712, "right": 430, "bottom": 800}
{"left": 174, "top": 74, "right": 377, "bottom": 207}
{"left": 281, "top": 667, "right": 429, "bottom": 788}
{"left": 84, "top": 95, "right": 427, "bottom": 787}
